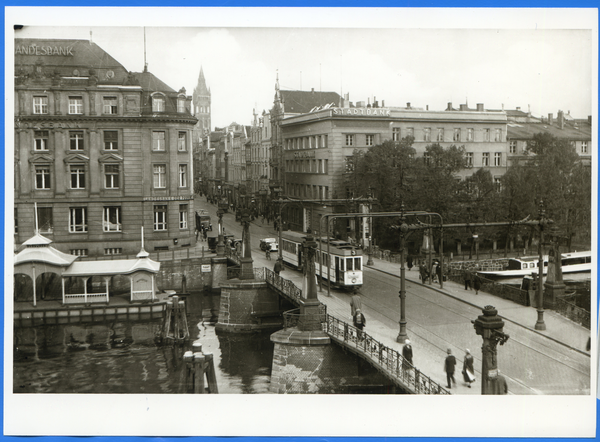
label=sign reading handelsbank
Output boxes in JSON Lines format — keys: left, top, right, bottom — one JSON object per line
{"left": 16, "top": 44, "right": 74, "bottom": 56}
{"left": 332, "top": 107, "right": 391, "bottom": 117}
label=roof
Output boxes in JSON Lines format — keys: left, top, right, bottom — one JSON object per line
{"left": 280, "top": 90, "right": 342, "bottom": 114}
{"left": 14, "top": 237, "right": 78, "bottom": 267}
{"left": 131, "top": 71, "right": 176, "bottom": 93}
{"left": 14, "top": 38, "right": 130, "bottom": 84}
{"left": 507, "top": 121, "right": 591, "bottom": 141}
{"left": 63, "top": 257, "right": 160, "bottom": 277}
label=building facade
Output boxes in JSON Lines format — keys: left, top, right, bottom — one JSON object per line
{"left": 14, "top": 38, "right": 197, "bottom": 256}
{"left": 506, "top": 110, "right": 592, "bottom": 167}
{"left": 280, "top": 101, "right": 508, "bottom": 231}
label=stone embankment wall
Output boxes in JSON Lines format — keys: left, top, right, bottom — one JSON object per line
{"left": 270, "top": 340, "right": 398, "bottom": 394}
{"left": 156, "top": 257, "right": 214, "bottom": 292}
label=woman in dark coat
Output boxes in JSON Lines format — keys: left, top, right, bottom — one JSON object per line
{"left": 462, "top": 348, "right": 475, "bottom": 388}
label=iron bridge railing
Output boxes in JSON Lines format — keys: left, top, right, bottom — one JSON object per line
{"left": 264, "top": 268, "right": 303, "bottom": 304}
{"left": 323, "top": 314, "right": 451, "bottom": 395}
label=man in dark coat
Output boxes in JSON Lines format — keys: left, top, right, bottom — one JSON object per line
{"left": 463, "top": 268, "right": 473, "bottom": 290}
{"left": 274, "top": 259, "right": 283, "bottom": 276}
{"left": 402, "top": 339, "right": 413, "bottom": 370}
{"left": 444, "top": 348, "right": 457, "bottom": 389}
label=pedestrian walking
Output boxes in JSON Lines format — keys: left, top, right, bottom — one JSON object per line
{"left": 350, "top": 290, "right": 362, "bottom": 317}
{"left": 402, "top": 339, "right": 413, "bottom": 370}
{"left": 203, "top": 229, "right": 208, "bottom": 241}
{"left": 463, "top": 268, "right": 473, "bottom": 290}
{"left": 444, "top": 348, "right": 457, "bottom": 389}
{"left": 419, "top": 264, "right": 429, "bottom": 284}
{"left": 274, "top": 259, "right": 283, "bottom": 275}
{"left": 265, "top": 245, "right": 272, "bottom": 260}
{"left": 431, "top": 262, "right": 438, "bottom": 283}
{"left": 407, "top": 255, "right": 413, "bottom": 270}
{"left": 462, "top": 349, "right": 476, "bottom": 388}
{"left": 353, "top": 308, "right": 366, "bottom": 340}
{"left": 473, "top": 273, "right": 482, "bottom": 295}
{"left": 492, "top": 371, "right": 508, "bottom": 395}
{"left": 436, "top": 262, "right": 443, "bottom": 284}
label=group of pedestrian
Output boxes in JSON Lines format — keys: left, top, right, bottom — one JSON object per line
{"left": 444, "top": 348, "right": 477, "bottom": 389}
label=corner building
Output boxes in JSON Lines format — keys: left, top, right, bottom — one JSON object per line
{"left": 280, "top": 102, "right": 508, "bottom": 231}
{"left": 14, "top": 39, "right": 197, "bottom": 257}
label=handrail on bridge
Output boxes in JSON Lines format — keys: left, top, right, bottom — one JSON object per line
{"left": 257, "top": 267, "right": 450, "bottom": 394}
{"left": 323, "top": 314, "right": 450, "bottom": 395}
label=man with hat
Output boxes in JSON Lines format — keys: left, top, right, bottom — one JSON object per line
{"left": 444, "top": 348, "right": 457, "bottom": 389}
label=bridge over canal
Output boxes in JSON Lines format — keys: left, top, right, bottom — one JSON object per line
{"left": 223, "top": 244, "right": 449, "bottom": 394}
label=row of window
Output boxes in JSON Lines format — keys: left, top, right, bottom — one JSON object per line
{"left": 33, "top": 163, "right": 189, "bottom": 190}
{"left": 391, "top": 127, "right": 503, "bottom": 143}
{"left": 23, "top": 204, "right": 189, "bottom": 235}
{"left": 31, "top": 94, "right": 187, "bottom": 115}
{"left": 286, "top": 159, "right": 329, "bottom": 174}
{"left": 343, "top": 152, "right": 504, "bottom": 170}
{"left": 287, "top": 183, "right": 330, "bottom": 200}
{"left": 344, "top": 134, "right": 376, "bottom": 147}
{"left": 285, "top": 135, "right": 329, "bottom": 150}
{"left": 508, "top": 140, "right": 588, "bottom": 154}
{"left": 465, "top": 152, "right": 503, "bottom": 167}
{"left": 33, "top": 130, "right": 188, "bottom": 152}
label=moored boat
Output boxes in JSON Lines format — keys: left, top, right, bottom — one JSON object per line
{"left": 478, "top": 251, "right": 592, "bottom": 278}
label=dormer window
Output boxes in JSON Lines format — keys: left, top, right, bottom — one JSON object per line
{"left": 177, "top": 95, "right": 186, "bottom": 113}
{"left": 152, "top": 95, "right": 165, "bottom": 112}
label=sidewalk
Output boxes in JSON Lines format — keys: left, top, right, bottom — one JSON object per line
{"left": 365, "top": 256, "right": 591, "bottom": 354}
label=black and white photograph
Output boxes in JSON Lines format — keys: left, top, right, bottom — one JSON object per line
{"left": 5, "top": 6, "right": 597, "bottom": 437}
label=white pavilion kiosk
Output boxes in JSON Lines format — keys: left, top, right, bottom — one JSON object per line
{"left": 15, "top": 232, "right": 161, "bottom": 306}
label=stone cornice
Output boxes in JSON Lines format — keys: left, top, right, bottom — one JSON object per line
{"left": 16, "top": 114, "right": 197, "bottom": 125}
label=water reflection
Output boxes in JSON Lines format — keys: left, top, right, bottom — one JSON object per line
{"left": 14, "top": 292, "right": 273, "bottom": 394}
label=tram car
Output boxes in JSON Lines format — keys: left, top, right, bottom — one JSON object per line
{"left": 280, "top": 231, "right": 363, "bottom": 289}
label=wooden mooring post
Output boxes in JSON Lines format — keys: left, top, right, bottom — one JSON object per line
{"left": 162, "top": 295, "right": 190, "bottom": 343}
{"left": 183, "top": 339, "right": 218, "bottom": 393}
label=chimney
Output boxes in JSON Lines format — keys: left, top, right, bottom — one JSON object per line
{"left": 476, "top": 103, "right": 484, "bottom": 111}
{"left": 382, "top": 100, "right": 385, "bottom": 107}
{"left": 588, "top": 115, "right": 592, "bottom": 124}
{"left": 311, "top": 88, "right": 315, "bottom": 93}
{"left": 426, "top": 105, "right": 429, "bottom": 111}
{"left": 516, "top": 106, "right": 521, "bottom": 111}
{"left": 447, "top": 102, "right": 453, "bottom": 111}
{"left": 406, "top": 102, "right": 411, "bottom": 109}
{"left": 548, "top": 113, "right": 554, "bottom": 125}
{"left": 459, "top": 104, "right": 468, "bottom": 111}
{"left": 558, "top": 110, "right": 564, "bottom": 129}
{"left": 374, "top": 101, "right": 379, "bottom": 108}
{"left": 528, "top": 104, "right": 531, "bottom": 116}
{"left": 367, "top": 97, "right": 371, "bottom": 108}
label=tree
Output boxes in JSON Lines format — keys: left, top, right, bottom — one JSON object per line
{"left": 345, "top": 137, "right": 416, "bottom": 211}
{"left": 500, "top": 133, "right": 590, "bottom": 250}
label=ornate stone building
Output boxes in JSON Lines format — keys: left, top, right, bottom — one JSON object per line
{"left": 14, "top": 38, "right": 197, "bottom": 256}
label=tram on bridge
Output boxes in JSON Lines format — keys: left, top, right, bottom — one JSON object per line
{"left": 280, "top": 231, "right": 363, "bottom": 290}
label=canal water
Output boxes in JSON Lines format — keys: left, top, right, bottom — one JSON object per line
{"left": 13, "top": 293, "right": 275, "bottom": 394}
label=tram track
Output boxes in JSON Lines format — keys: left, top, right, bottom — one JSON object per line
{"left": 357, "top": 270, "right": 589, "bottom": 392}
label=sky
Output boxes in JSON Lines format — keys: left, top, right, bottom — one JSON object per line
{"left": 10, "top": 8, "right": 595, "bottom": 129}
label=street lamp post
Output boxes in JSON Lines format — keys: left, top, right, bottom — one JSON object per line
{"left": 366, "top": 196, "right": 374, "bottom": 266}
{"left": 396, "top": 208, "right": 409, "bottom": 343}
{"left": 535, "top": 202, "right": 548, "bottom": 331}
{"left": 216, "top": 206, "right": 225, "bottom": 257}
